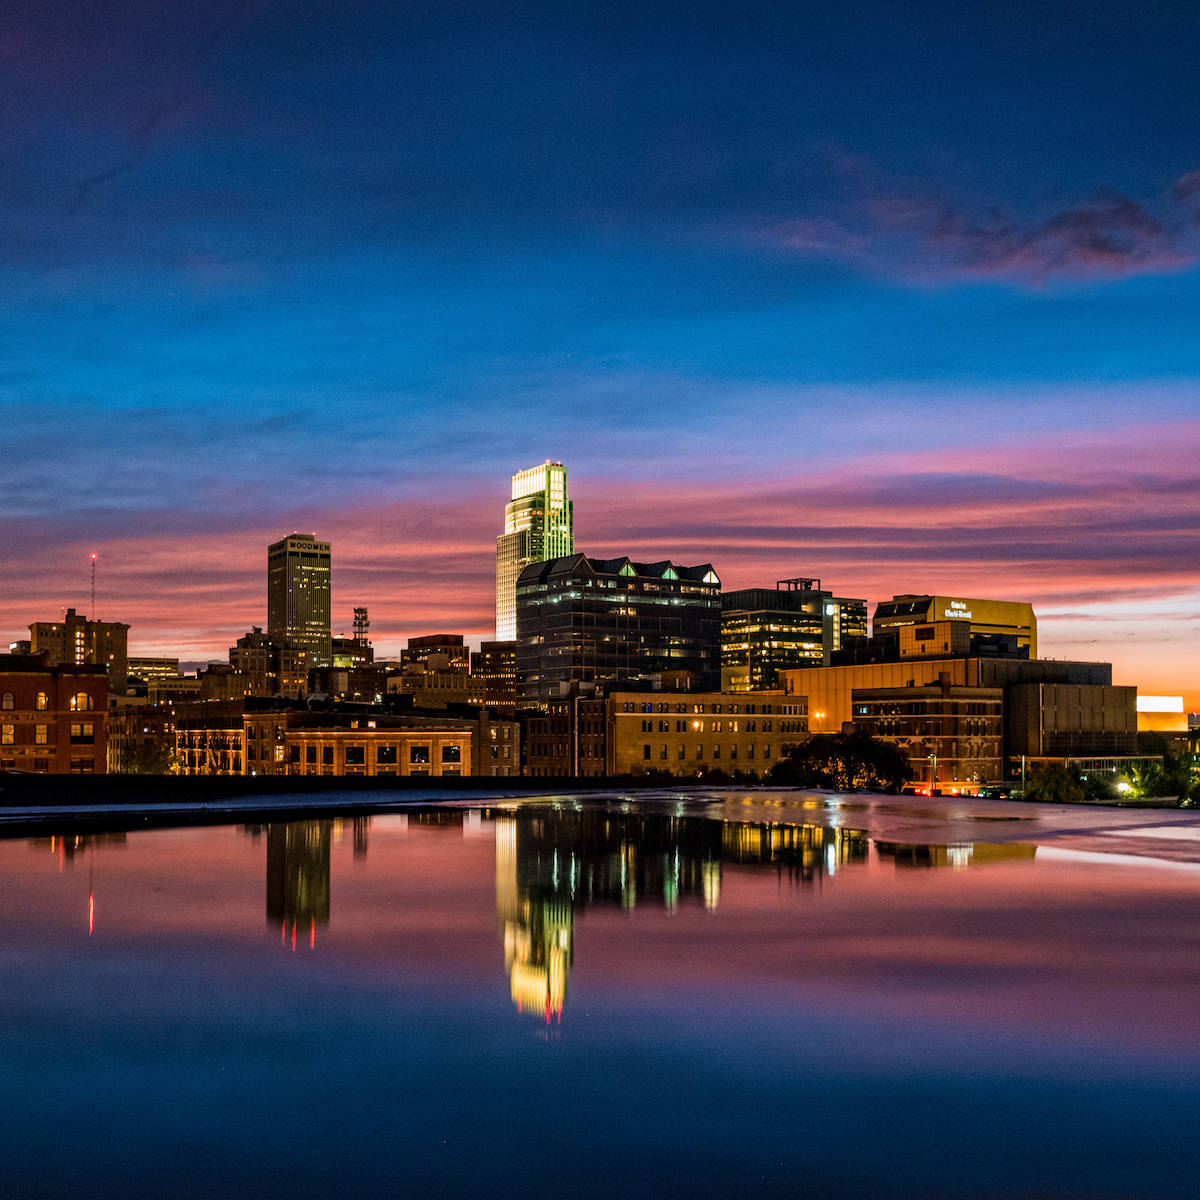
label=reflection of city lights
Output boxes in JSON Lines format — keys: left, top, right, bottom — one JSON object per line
{"left": 88, "top": 891, "right": 94, "bottom": 936}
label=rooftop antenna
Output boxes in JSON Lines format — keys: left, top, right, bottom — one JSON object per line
{"left": 90, "top": 553, "right": 97, "bottom": 620}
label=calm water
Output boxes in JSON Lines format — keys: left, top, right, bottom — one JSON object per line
{"left": 2, "top": 792, "right": 1200, "bottom": 1199}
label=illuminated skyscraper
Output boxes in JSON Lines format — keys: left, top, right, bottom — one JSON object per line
{"left": 495, "top": 461, "right": 573, "bottom": 640}
{"left": 267, "top": 533, "right": 331, "bottom": 669}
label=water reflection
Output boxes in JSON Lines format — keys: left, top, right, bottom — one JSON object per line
{"left": 874, "top": 840, "right": 1037, "bottom": 869}
{"left": 21, "top": 809, "right": 1036, "bottom": 1000}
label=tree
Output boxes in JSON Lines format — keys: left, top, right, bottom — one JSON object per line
{"left": 1022, "top": 763, "right": 1084, "bottom": 805}
{"left": 767, "top": 732, "right": 913, "bottom": 793}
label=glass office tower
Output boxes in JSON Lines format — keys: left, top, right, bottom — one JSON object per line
{"left": 495, "top": 461, "right": 573, "bottom": 640}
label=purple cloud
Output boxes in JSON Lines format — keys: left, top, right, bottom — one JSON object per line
{"left": 764, "top": 163, "right": 1200, "bottom": 285}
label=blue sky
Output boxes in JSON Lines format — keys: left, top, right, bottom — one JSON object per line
{"left": 2, "top": 0, "right": 1198, "bottom": 701}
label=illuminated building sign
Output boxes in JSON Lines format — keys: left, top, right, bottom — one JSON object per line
{"left": 943, "top": 601, "right": 973, "bottom": 619}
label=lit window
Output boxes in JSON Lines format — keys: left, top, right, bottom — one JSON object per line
{"left": 0, "top": 693, "right": 12, "bottom": 710}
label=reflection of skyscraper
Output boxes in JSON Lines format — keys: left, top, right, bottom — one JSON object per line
{"left": 494, "top": 809, "right": 728, "bottom": 1021}
{"left": 267, "top": 533, "right": 332, "bottom": 669}
{"left": 495, "top": 461, "right": 572, "bottom": 640}
{"left": 266, "top": 822, "right": 332, "bottom": 938}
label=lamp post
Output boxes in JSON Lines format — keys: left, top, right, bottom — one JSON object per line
{"left": 927, "top": 752, "right": 938, "bottom": 794}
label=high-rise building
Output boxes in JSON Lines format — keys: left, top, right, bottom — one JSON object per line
{"left": 496, "top": 461, "right": 573, "bottom": 640}
{"left": 515, "top": 554, "right": 721, "bottom": 704}
{"left": 267, "top": 534, "right": 331, "bottom": 669}
{"left": 29, "top": 607, "right": 129, "bottom": 695}
{"left": 721, "top": 578, "right": 867, "bottom": 690}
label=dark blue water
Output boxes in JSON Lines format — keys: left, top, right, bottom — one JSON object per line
{"left": 2, "top": 799, "right": 1198, "bottom": 1199}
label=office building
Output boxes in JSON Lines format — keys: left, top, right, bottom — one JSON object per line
{"left": 496, "top": 461, "right": 573, "bottom": 640}
{"left": 515, "top": 554, "right": 721, "bottom": 705}
{"left": 229, "top": 627, "right": 309, "bottom": 699}
{"left": 873, "top": 595, "right": 1037, "bottom": 658}
{"left": 471, "top": 640, "right": 518, "bottom": 712}
{"left": 721, "top": 578, "right": 867, "bottom": 690}
{"left": 267, "top": 533, "right": 331, "bottom": 668}
{"left": 401, "top": 634, "right": 469, "bottom": 672}
{"left": 29, "top": 607, "right": 129, "bottom": 695}
{"left": 782, "top": 648, "right": 1135, "bottom": 784}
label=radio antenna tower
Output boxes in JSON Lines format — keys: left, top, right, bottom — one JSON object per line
{"left": 90, "top": 553, "right": 97, "bottom": 620}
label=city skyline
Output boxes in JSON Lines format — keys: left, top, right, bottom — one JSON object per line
{"left": 4, "top": 462, "right": 1197, "bottom": 710}
{"left": 2, "top": 3, "right": 1197, "bottom": 707}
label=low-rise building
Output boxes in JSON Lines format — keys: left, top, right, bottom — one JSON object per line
{"left": 852, "top": 680, "right": 1004, "bottom": 787}
{"left": 0, "top": 654, "right": 108, "bottom": 774}
{"left": 177, "top": 703, "right": 518, "bottom": 778}
{"left": 523, "top": 688, "right": 805, "bottom": 778}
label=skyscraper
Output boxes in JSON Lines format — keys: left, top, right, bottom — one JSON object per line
{"left": 495, "top": 461, "right": 573, "bottom": 640}
{"left": 267, "top": 533, "right": 331, "bottom": 669}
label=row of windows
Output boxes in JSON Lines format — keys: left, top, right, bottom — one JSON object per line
{"left": 1, "top": 723, "right": 92, "bottom": 745}
{"left": 642, "top": 743, "right": 772, "bottom": 761}
{"left": 621, "top": 701, "right": 788, "bottom": 715}
{"left": 639, "top": 718, "right": 779, "bottom": 733}
{"left": 0, "top": 690, "right": 91, "bottom": 711}
{"left": 277, "top": 742, "right": 465, "bottom": 766}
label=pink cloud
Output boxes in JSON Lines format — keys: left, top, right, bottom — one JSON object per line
{"left": 5, "top": 420, "right": 1197, "bottom": 708}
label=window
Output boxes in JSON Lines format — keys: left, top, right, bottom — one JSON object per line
{"left": 289, "top": 745, "right": 300, "bottom": 763}
{"left": 713, "top": 745, "right": 720, "bottom": 758}
{"left": 35, "top": 692, "right": 48, "bottom": 711}
{"left": 678, "top": 745, "right": 686, "bottom": 760}
{"left": 70, "top": 692, "right": 93, "bottom": 711}
{"left": 410, "top": 745, "right": 431, "bottom": 765}
{"left": 643, "top": 744, "right": 651, "bottom": 760}
{"left": 0, "top": 693, "right": 12, "bottom": 710}
{"left": 70, "top": 723, "right": 94, "bottom": 744}
{"left": 35, "top": 725, "right": 47, "bottom": 745}
{"left": 659, "top": 744, "right": 668, "bottom": 760}
{"left": 322, "top": 746, "right": 334, "bottom": 765}
{"left": 306, "top": 744, "right": 317, "bottom": 764}
{"left": 345, "top": 746, "right": 365, "bottom": 765}
{"left": 1, "top": 725, "right": 12, "bottom": 745}
{"left": 377, "top": 745, "right": 397, "bottom": 765}
{"left": 441, "top": 744, "right": 461, "bottom": 764}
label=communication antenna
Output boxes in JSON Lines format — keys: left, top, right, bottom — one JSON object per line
{"left": 90, "top": 553, "right": 97, "bottom": 619}
{"left": 353, "top": 606, "right": 369, "bottom": 644}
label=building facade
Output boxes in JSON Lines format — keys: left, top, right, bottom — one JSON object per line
{"left": 178, "top": 705, "right": 518, "bottom": 778}
{"left": 515, "top": 555, "right": 722, "bottom": 705}
{"left": 851, "top": 680, "right": 1004, "bottom": 787}
{"left": 495, "top": 461, "right": 573, "bottom": 640}
{"left": 721, "top": 578, "right": 867, "bottom": 690}
{"left": 872, "top": 595, "right": 1038, "bottom": 658}
{"left": 267, "top": 533, "right": 332, "bottom": 669}
{"left": 471, "top": 639, "right": 518, "bottom": 712}
{"left": 0, "top": 654, "right": 108, "bottom": 774}
{"left": 229, "top": 627, "right": 309, "bottom": 698}
{"left": 29, "top": 607, "right": 129, "bottom": 695}
{"left": 522, "top": 688, "right": 805, "bottom": 778}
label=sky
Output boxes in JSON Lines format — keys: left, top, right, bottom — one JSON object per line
{"left": 2, "top": 1, "right": 1197, "bottom": 706}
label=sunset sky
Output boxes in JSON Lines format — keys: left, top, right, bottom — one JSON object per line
{"left": 3, "top": 1, "right": 1198, "bottom": 705}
